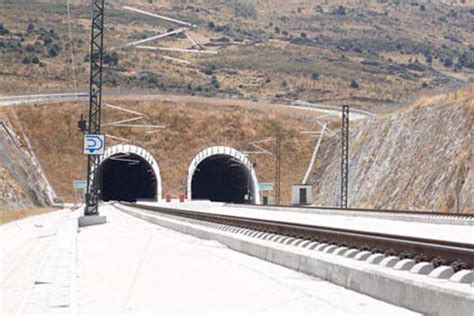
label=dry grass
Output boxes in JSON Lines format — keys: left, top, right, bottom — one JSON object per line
{"left": 0, "top": 207, "right": 56, "bottom": 225}
{"left": 9, "top": 96, "right": 335, "bottom": 204}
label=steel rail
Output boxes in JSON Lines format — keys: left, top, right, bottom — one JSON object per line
{"left": 121, "top": 203, "right": 474, "bottom": 268}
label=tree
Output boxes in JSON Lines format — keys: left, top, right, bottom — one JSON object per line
{"left": 350, "top": 80, "right": 360, "bottom": 89}
{"left": 0, "top": 24, "right": 9, "bottom": 35}
{"left": 300, "top": 32, "right": 307, "bottom": 38}
{"left": 27, "top": 23, "right": 35, "bottom": 33}
{"left": 203, "top": 66, "right": 214, "bottom": 76}
{"left": 443, "top": 57, "right": 453, "bottom": 68}
{"left": 31, "top": 56, "right": 40, "bottom": 64}
{"left": 311, "top": 71, "right": 320, "bottom": 80}
{"left": 104, "top": 52, "right": 119, "bottom": 66}
{"left": 334, "top": 6, "right": 346, "bottom": 15}
{"left": 425, "top": 54, "right": 433, "bottom": 64}
{"left": 208, "top": 21, "right": 215, "bottom": 29}
{"left": 211, "top": 76, "right": 220, "bottom": 89}
{"left": 43, "top": 36, "right": 53, "bottom": 45}
{"left": 47, "top": 45, "right": 59, "bottom": 58}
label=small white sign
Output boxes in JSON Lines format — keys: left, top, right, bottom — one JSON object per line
{"left": 73, "top": 180, "right": 87, "bottom": 189}
{"left": 258, "top": 183, "right": 274, "bottom": 191}
{"left": 84, "top": 134, "right": 105, "bottom": 155}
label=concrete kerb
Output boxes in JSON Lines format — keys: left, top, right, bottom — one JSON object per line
{"left": 116, "top": 205, "right": 474, "bottom": 316}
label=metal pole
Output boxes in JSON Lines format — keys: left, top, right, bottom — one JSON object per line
{"left": 85, "top": 0, "right": 105, "bottom": 216}
{"left": 274, "top": 134, "right": 282, "bottom": 205}
{"left": 341, "top": 105, "right": 349, "bottom": 209}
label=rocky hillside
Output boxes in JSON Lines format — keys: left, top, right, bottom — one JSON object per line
{"left": 311, "top": 87, "right": 473, "bottom": 213}
{"left": 0, "top": 110, "right": 58, "bottom": 212}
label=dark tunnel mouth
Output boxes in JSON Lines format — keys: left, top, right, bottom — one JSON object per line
{"left": 191, "top": 154, "right": 254, "bottom": 204}
{"left": 98, "top": 153, "right": 157, "bottom": 202}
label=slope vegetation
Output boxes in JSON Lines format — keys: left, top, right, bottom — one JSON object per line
{"left": 311, "top": 87, "right": 473, "bottom": 213}
{"left": 1, "top": 0, "right": 473, "bottom": 112}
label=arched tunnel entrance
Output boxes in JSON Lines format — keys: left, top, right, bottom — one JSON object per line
{"left": 97, "top": 145, "right": 162, "bottom": 202}
{"left": 99, "top": 153, "right": 156, "bottom": 202}
{"left": 187, "top": 147, "right": 260, "bottom": 204}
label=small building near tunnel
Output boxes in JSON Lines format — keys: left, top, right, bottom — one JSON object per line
{"left": 97, "top": 144, "right": 162, "bottom": 202}
{"left": 187, "top": 146, "right": 260, "bottom": 204}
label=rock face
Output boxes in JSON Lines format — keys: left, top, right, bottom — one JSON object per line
{"left": 0, "top": 114, "right": 58, "bottom": 211}
{"left": 311, "top": 88, "right": 473, "bottom": 213}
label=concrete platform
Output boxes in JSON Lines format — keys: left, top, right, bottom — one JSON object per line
{"left": 118, "top": 204, "right": 474, "bottom": 316}
{"left": 76, "top": 205, "right": 418, "bottom": 315}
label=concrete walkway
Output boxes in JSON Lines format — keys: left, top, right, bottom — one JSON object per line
{"left": 76, "top": 205, "right": 417, "bottom": 315}
{"left": 1, "top": 209, "right": 74, "bottom": 315}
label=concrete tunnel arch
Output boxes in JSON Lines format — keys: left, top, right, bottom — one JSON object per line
{"left": 187, "top": 146, "right": 260, "bottom": 204}
{"left": 97, "top": 144, "right": 162, "bottom": 202}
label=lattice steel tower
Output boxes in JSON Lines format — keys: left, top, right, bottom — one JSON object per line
{"left": 274, "top": 134, "right": 282, "bottom": 205}
{"left": 341, "top": 105, "right": 349, "bottom": 209}
{"left": 84, "top": 0, "right": 105, "bottom": 215}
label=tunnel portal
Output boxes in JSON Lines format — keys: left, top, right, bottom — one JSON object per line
{"left": 99, "top": 153, "right": 157, "bottom": 202}
{"left": 191, "top": 154, "right": 255, "bottom": 204}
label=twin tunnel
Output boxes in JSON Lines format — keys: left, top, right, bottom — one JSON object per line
{"left": 97, "top": 145, "right": 259, "bottom": 204}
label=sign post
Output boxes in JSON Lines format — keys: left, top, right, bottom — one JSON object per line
{"left": 258, "top": 183, "right": 274, "bottom": 205}
{"left": 73, "top": 180, "right": 87, "bottom": 208}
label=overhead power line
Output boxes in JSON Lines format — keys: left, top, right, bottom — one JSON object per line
{"left": 123, "top": 6, "right": 196, "bottom": 27}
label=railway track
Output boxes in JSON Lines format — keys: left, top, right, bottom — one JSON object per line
{"left": 121, "top": 202, "right": 474, "bottom": 269}
{"left": 230, "top": 204, "right": 474, "bottom": 225}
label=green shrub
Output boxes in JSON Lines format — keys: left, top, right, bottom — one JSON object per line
{"left": 0, "top": 24, "right": 9, "bottom": 35}
{"left": 211, "top": 76, "right": 220, "bottom": 89}
{"left": 47, "top": 45, "right": 59, "bottom": 57}
{"left": 443, "top": 57, "right": 453, "bottom": 68}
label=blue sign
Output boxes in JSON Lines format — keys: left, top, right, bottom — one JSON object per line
{"left": 84, "top": 134, "right": 105, "bottom": 155}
